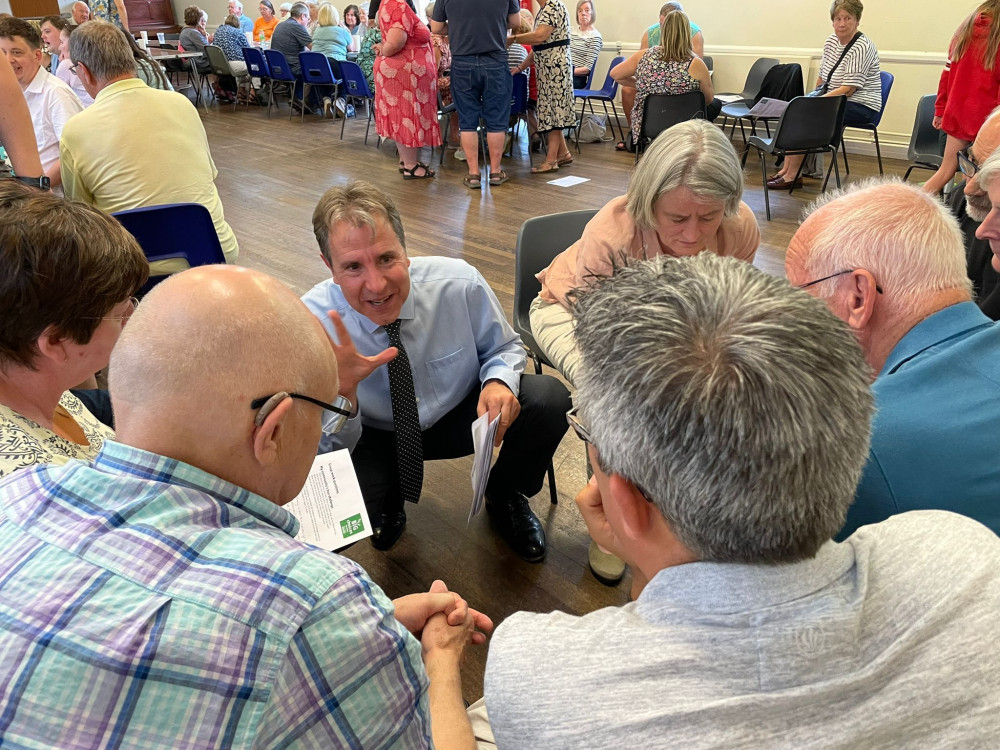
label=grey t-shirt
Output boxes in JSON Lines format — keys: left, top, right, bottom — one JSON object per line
{"left": 485, "top": 511, "right": 1000, "bottom": 749}
{"left": 269, "top": 18, "right": 312, "bottom": 74}
{"left": 432, "top": 0, "right": 518, "bottom": 59}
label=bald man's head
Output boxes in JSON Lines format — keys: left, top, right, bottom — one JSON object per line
{"left": 110, "top": 266, "right": 338, "bottom": 503}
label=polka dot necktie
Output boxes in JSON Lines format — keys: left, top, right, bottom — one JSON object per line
{"left": 384, "top": 320, "right": 423, "bottom": 504}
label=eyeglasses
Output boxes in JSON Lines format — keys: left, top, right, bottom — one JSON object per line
{"left": 81, "top": 297, "right": 139, "bottom": 323}
{"left": 251, "top": 391, "right": 353, "bottom": 434}
{"left": 797, "top": 269, "right": 883, "bottom": 294}
{"left": 566, "top": 406, "right": 591, "bottom": 443}
{"left": 958, "top": 147, "right": 979, "bottom": 178}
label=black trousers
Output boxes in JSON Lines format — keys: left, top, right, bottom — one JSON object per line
{"left": 350, "top": 374, "right": 571, "bottom": 518}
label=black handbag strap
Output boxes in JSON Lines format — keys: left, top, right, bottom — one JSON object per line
{"left": 821, "top": 32, "right": 862, "bottom": 94}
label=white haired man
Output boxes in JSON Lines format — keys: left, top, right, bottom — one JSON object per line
{"left": 71, "top": 0, "right": 91, "bottom": 24}
{"left": 0, "top": 265, "right": 492, "bottom": 747}
{"left": 483, "top": 253, "right": 1000, "bottom": 747}
{"left": 973, "top": 147, "right": 1000, "bottom": 309}
{"left": 948, "top": 106, "right": 1000, "bottom": 316}
{"left": 229, "top": 0, "right": 255, "bottom": 33}
{"left": 302, "top": 182, "right": 571, "bottom": 562}
{"left": 786, "top": 179, "right": 1000, "bottom": 538}
{"left": 60, "top": 22, "right": 238, "bottom": 267}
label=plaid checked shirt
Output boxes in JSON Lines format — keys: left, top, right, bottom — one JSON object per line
{"left": 0, "top": 441, "right": 432, "bottom": 749}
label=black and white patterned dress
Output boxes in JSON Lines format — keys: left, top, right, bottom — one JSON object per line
{"left": 534, "top": 0, "right": 576, "bottom": 133}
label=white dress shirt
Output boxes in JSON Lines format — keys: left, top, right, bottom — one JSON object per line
{"left": 22, "top": 66, "right": 83, "bottom": 195}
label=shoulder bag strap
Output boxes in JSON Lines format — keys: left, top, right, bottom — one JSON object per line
{"left": 821, "top": 31, "right": 862, "bottom": 94}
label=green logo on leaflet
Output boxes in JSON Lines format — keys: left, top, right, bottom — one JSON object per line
{"left": 341, "top": 514, "right": 365, "bottom": 538}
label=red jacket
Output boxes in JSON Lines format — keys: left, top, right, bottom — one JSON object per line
{"left": 937, "top": 12, "right": 1000, "bottom": 142}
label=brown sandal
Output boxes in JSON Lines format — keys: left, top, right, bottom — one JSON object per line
{"left": 531, "top": 161, "right": 560, "bottom": 174}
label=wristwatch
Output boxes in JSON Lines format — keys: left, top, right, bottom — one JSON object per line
{"left": 11, "top": 175, "right": 50, "bottom": 190}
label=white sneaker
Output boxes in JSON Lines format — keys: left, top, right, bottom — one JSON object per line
{"left": 322, "top": 97, "right": 332, "bottom": 118}
{"left": 335, "top": 97, "right": 347, "bottom": 117}
{"left": 454, "top": 149, "right": 466, "bottom": 162}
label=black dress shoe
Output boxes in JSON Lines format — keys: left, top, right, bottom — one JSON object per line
{"left": 485, "top": 489, "right": 546, "bottom": 563}
{"left": 371, "top": 509, "right": 406, "bottom": 551}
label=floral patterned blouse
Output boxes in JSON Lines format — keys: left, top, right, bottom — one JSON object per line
{"left": 631, "top": 48, "right": 700, "bottom": 144}
{"left": 0, "top": 392, "right": 113, "bottom": 478}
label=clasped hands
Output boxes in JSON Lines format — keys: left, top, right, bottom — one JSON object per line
{"left": 393, "top": 580, "right": 493, "bottom": 660}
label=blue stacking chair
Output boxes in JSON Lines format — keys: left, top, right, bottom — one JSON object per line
{"left": 337, "top": 60, "right": 376, "bottom": 143}
{"left": 263, "top": 49, "right": 300, "bottom": 119}
{"left": 299, "top": 51, "right": 341, "bottom": 123}
{"left": 241, "top": 47, "right": 271, "bottom": 114}
{"left": 112, "top": 204, "right": 227, "bottom": 296}
{"left": 840, "top": 70, "right": 895, "bottom": 175}
{"left": 573, "top": 55, "right": 625, "bottom": 146}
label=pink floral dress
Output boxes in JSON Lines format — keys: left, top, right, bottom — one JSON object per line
{"left": 374, "top": 0, "right": 442, "bottom": 148}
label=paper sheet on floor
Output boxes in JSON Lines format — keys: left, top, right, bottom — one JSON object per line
{"left": 287, "top": 449, "right": 372, "bottom": 551}
{"left": 469, "top": 412, "right": 501, "bottom": 523}
{"left": 547, "top": 175, "right": 590, "bottom": 187}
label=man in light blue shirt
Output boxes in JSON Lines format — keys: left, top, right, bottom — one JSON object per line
{"left": 302, "top": 181, "right": 571, "bottom": 561}
{"left": 229, "top": 0, "right": 255, "bottom": 34}
{"left": 786, "top": 179, "right": 1000, "bottom": 539}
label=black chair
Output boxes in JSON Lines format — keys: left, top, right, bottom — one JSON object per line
{"left": 513, "top": 209, "right": 599, "bottom": 505}
{"left": 903, "top": 94, "right": 945, "bottom": 182}
{"left": 635, "top": 91, "right": 706, "bottom": 163}
{"left": 747, "top": 95, "right": 847, "bottom": 221}
{"left": 717, "top": 57, "right": 779, "bottom": 137}
{"left": 841, "top": 70, "right": 894, "bottom": 175}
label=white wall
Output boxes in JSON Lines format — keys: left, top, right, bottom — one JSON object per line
{"left": 587, "top": 0, "right": 973, "bottom": 158}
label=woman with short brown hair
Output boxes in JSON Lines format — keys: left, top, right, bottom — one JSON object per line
{"left": 0, "top": 182, "right": 148, "bottom": 478}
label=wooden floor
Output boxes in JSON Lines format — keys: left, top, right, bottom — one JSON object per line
{"left": 198, "top": 98, "right": 904, "bottom": 700}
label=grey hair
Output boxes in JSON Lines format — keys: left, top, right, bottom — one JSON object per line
{"left": 575, "top": 0, "right": 595, "bottom": 24}
{"left": 231, "top": 0, "right": 243, "bottom": 10}
{"left": 975, "top": 142, "right": 1000, "bottom": 194}
{"left": 626, "top": 119, "right": 744, "bottom": 228}
{"left": 798, "top": 178, "right": 972, "bottom": 304}
{"left": 312, "top": 181, "right": 406, "bottom": 264}
{"left": 573, "top": 253, "right": 874, "bottom": 564}
{"left": 660, "top": 1, "right": 682, "bottom": 13}
{"left": 68, "top": 20, "right": 137, "bottom": 82}
{"left": 290, "top": 1, "right": 309, "bottom": 17}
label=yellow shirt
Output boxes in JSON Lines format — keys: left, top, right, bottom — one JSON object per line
{"left": 0, "top": 392, "right": 113, "bottom": 479}
{"left": 59, "top": 78, "right": 238, "bottom": 268}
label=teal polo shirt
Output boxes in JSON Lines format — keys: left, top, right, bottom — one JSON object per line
{"left": 839, "top": 302, "right": 1000, "bottom": 539}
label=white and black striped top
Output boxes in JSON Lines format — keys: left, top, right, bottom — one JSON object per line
{"left": 818, "top": 33, "right": 882, "bottom": 113}
{"left": 570, "top": 27, "right": 603, "bottom": 73}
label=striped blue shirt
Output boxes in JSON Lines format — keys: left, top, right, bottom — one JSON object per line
{"left": 0, "top": 441, "right": 432, "bottom": 748}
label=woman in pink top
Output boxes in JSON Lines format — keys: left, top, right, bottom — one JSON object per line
{"left": 531, "top": 119, "right": 760, "bottom": 386}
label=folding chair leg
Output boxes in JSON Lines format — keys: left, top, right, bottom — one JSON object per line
{"left": 873, "top": 128, "right": 883, "bottom": 175}
{"left": 610, "top": 101, "right": 623, "bottom": 142}
{"left": 841, "top": 128, "right": 850, "bottom": 174}
{"left": 903, "top": 165, "right": 914, "bottom": 182}
{"left": 547, "top": 462, "right": 558, "bottom": 505}
{"left": 365, "top": 102, "right": 373, "bottom": 145}
{"left": 758, "top": 149, "right": 771, "bottom": 221}
{"left": 822, "top": 146, "right": 841, "bottom": 192}
{"left": 340, "top": 97, "right": 348, "bottom": 139}
{"left": 788, "top": 158, "right": 806, "bottom": 197}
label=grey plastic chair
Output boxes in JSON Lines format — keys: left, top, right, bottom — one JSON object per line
{"left": 513, "top": 209, "right": 598, "bottom": 504}
{"left": 718, "top": 57, "right": 780, "bottom": 140}
{"left": 205, "top": 45, "right": 238, "bottom": 110}
{"left": 903, "top": 94, "right": 945, "bottom": 182}
{"left": 747, "top": 95, "right": 847, "bottom": 220}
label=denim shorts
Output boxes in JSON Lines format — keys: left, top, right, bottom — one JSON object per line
{"left": 450, "top": 54, "right": 513, "bottom": 133}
